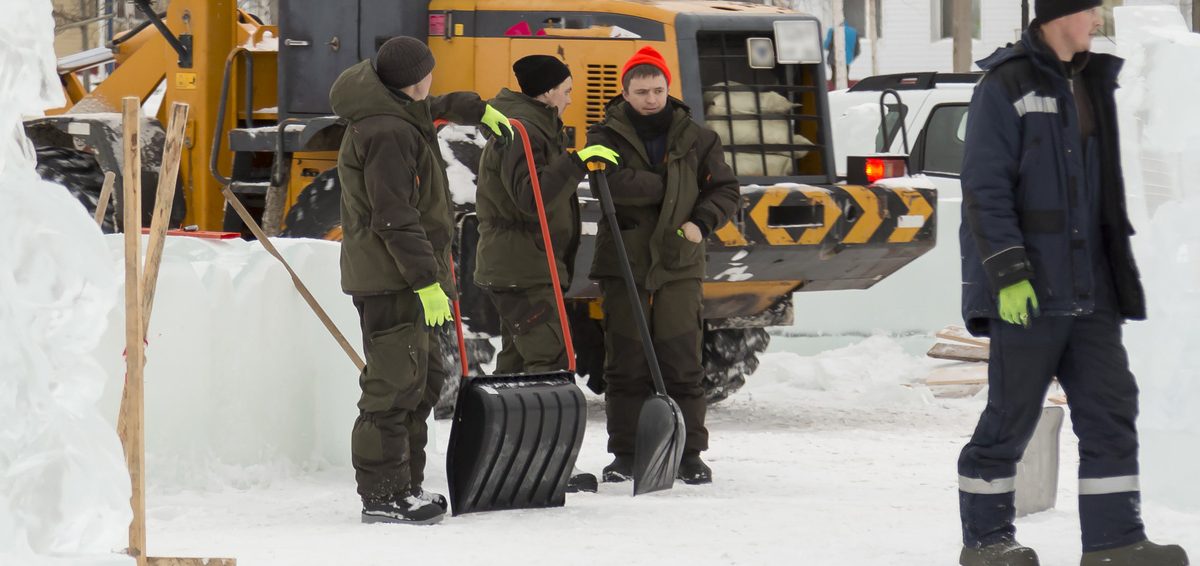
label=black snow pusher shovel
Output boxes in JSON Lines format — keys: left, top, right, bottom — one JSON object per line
{"left": 446, "top": 119, "right": 586, "bottom": 515}
{"left": 587, "top": 162, "right": 686, "bottom": 496}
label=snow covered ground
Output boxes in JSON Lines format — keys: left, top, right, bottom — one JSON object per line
{"left": 138, "top": 340, "right": 1200, "bottom": 565}
{"left": 6, "top": 3, "right": 1200, "bottom": 565}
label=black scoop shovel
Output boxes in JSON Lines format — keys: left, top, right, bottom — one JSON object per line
{"left": 587, "top": 162, "right": 685, "bottom": 495}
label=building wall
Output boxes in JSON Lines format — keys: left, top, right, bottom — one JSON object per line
{"left": 774, "top": 0, "right": 1193, "bottom": 79}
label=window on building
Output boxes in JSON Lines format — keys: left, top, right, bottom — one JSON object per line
{"left": 934, "top": 0, "right": 981, "bottom": 40}
{"left": 918, "top": 104, "right": 970, "bottom": 177}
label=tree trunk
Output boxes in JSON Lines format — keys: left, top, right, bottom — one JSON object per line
{"left": 952, "top": 0, "right": 972, "bottom": 73}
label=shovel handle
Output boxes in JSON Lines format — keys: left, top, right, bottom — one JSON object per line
{"left": 448, "top": 269, "right": 470, "bottom": 379}
{"left": 587, "top": 167, "right": 669, "bottom": 398}
{"left": 511, "top": 119, "right": 576, "bottom": 373}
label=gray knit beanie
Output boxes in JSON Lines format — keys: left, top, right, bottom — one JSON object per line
{"left": 373, "top": 37, "right": 435, "bottom": 89}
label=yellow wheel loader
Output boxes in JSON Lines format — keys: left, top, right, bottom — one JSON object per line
{"left": 28, "top": 0, "right": 936, "bottom": 406}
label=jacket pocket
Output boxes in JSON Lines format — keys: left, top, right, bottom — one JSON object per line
{"left": 359, "top": 322, "right": 425, "bottom": 412}
{"left": 661, "top": 233, "right": 704, "bottom": 270}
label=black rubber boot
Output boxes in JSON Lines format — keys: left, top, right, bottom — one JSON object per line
{"left": 361, "top": 489, "right": 445, "bottom": 525}
{"left": 959, "top": 540, "right": 1040, "bottom": 566}
{"left": 566, "top": 467, "right": 598, "bottom": 493}
{"left": 602, "top": 454, "right": 633, "bottom": 483}
{"left": 677, "top": 452, "right": 712, "bottom": 485}
{"left": 1080, "top": 540, "right": 1189, "bottom": 566}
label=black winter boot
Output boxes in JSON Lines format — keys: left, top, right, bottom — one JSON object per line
{"left": 567, "top": 466, "right": 598, "bottom": 493}
{"left": 602, "top": 454, "right": 633, "bottom": 483}
{"left": 411, "top": 487, "right": 447, "bottom": 511}
{"left": 361, "top": 488, "right": 445, "bottom": 525}
{"left": 959, "top": 539, "right": 1040, "bottom": 566}
{"left": 1080, "top": 540, "right": 1188, "bottom": 566}
{"left": 677, "top": 452, "right": 712, "bottom": 485}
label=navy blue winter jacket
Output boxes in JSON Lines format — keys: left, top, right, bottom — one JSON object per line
{"left": 960, "top": 24, "right": 1145, "bottom": 335}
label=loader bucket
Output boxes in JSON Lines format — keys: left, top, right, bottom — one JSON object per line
{"left": 446, "top": 371, "right": 586, "bottom": 515}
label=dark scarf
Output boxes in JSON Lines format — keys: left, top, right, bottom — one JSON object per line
{"left": 625, "top": 103, "right": 673, "bottom": 165}
{"left": 625, "top": 103, "right": 674, "bottom": 140}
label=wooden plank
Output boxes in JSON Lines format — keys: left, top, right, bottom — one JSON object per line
{"left": 926, "top": 376, "right": 989, "bottom": 387}
{"left": 220, "top": 184, "right": 366, "bottom": 372}
{"left": 94, "top": 171, "right": 116, "bottom": 227}
{"left": 148, "top": 558, "right": 236, "bottom": 566}
{"left": 118, "top": 97, "right": 147, "bottom": 566}
{"left": 141, "top": 102, "right": 189, "bottom": 335}
{"left": 936, "top": 325, "right": 990, "bottom": 348}
{"left": 927, "top": 342, "right": 989, "bottom": 363}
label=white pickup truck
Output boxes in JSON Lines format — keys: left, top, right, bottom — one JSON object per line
{"left": 791, "top": 72, "right": 980, "bottom": 336}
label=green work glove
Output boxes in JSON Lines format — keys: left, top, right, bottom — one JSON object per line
{"left": 414, "top": 283, "right": 453, "bottom": 327}
{"left": 480, "top": 104, "right": 513, "bottom": 145}
{"left": 574, "top": 144, "right": 620, "bottom": 168}
{"left": 998, "top": 280, "right": 1040, "bottom": 328}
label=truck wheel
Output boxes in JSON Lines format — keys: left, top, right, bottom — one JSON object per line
{"left": 281, "top": 168, "right": 343, "bottom": 240}
{"left": 35, "top": 146, "right": 113, "bottom": 230}
{"left": 34, "top": 146, "right": 185, "bottom": 233}
{"left": 702, "top": 327, "right": 770, "bottom": 403}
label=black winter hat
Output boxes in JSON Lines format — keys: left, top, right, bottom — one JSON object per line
{"left": 374, "top": 36, "right": 435, "bottom": 89}
{"left": 513, "top": 55, "right": 572, "bottom": 98}
{"left": 1035, "top": 0, "right": 1102, "bottom": 23}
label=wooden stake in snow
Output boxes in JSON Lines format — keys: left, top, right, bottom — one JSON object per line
{"left": 116, "top": 99, "right": 237, "bottom": 566}
{"left": 94, "top": 171, "right": 115, "bottom": 227}
{"left": 118, "top": 96, "right": 147, "bottom": 566}
{"left": 141, "top": 102, "right": 188, "bottom": 333}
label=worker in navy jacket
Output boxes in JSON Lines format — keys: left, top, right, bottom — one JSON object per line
{"left": 955, "top": 1, "right": 1187, "bottom": 565}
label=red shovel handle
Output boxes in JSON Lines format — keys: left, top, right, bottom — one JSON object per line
{"left": 512, "top": 119, "right": 576, "bottom": 373}
{"left": 448, "top": 119, "right": 576, "bottom": 379}
{"left": 449, "top": 270, "right": 470, "bottom": 379}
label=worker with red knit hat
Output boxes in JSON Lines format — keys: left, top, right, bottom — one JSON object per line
{"left": 584, "top": 45, "right": 739, "bottom": 485}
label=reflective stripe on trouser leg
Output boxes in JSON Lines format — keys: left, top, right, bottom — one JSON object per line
{"left": 1055, "top": 313, "right": 1146, "bottom": 552}
{"left": 958, "top": 317, "right": 1069, "bottom": 548}
{"left": 959, "top": 476, "right": 1016, "bottom": 495}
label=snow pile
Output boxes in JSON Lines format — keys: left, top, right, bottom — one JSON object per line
{"left": 90, "top": 237, "right": 365, "bottom": 491}
{"left": 1114, "top": 7, "right": 1200, "bottom": 512}
{"left": 742, "top": 336, "right": 937, "bottom": 408}
{"left": 1, "top": 1, "right": 133, "bottom": 564}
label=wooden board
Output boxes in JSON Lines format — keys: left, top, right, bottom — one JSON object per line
{"left": 117, "top": 97, "right": 147, "bottom": 566}
{"left": 141, "top": 102, "right": 189, "bottom": 335}
{"left": 936, "top": 325, "right": 990, "bottom": 348}
{"left": 148, "top": 558, "right": 236, "bottom": 566}
{"left": 927, "top": 342, "right": 989, "bottom": 363}
{"left": 94, "top": 171, "right": 115, "bottom": 226}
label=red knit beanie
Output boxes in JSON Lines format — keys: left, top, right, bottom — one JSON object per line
{"left": 621, "top": 46, "right": 672, "bottom": 87}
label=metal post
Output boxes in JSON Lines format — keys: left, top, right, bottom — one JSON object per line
{"left": 1022, "top": 0, "right": 1030, "bottom": 31}
{"left": 952, "top": 0, "right": 972, "bottom": 73}
{"left": 866, "top": 0, "right": 879, "bottom": 76}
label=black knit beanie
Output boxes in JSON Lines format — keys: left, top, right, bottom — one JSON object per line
{"left": 1035, "top": 0, "right": 1101, "bottom": 23}
{"left": 513, "top": 55, "right": 572, "bottom": 98}
{"left": 374, "top": 37, "right": 435, "bottom": 90}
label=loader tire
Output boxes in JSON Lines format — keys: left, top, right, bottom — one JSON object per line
{"left": 433, "top": 328, "right": 495, "bottom": 420}
{"left": 35, "top": 146, "right": 113, "bottom": 230}
{"left": 281, "top": 168, "right": 343, "bottom": 240}
{"left": 702, "top": 327, "right": 770, "bottom": 404}
{"left": 34, "top": 146, "right": 185, "bottom": 233}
